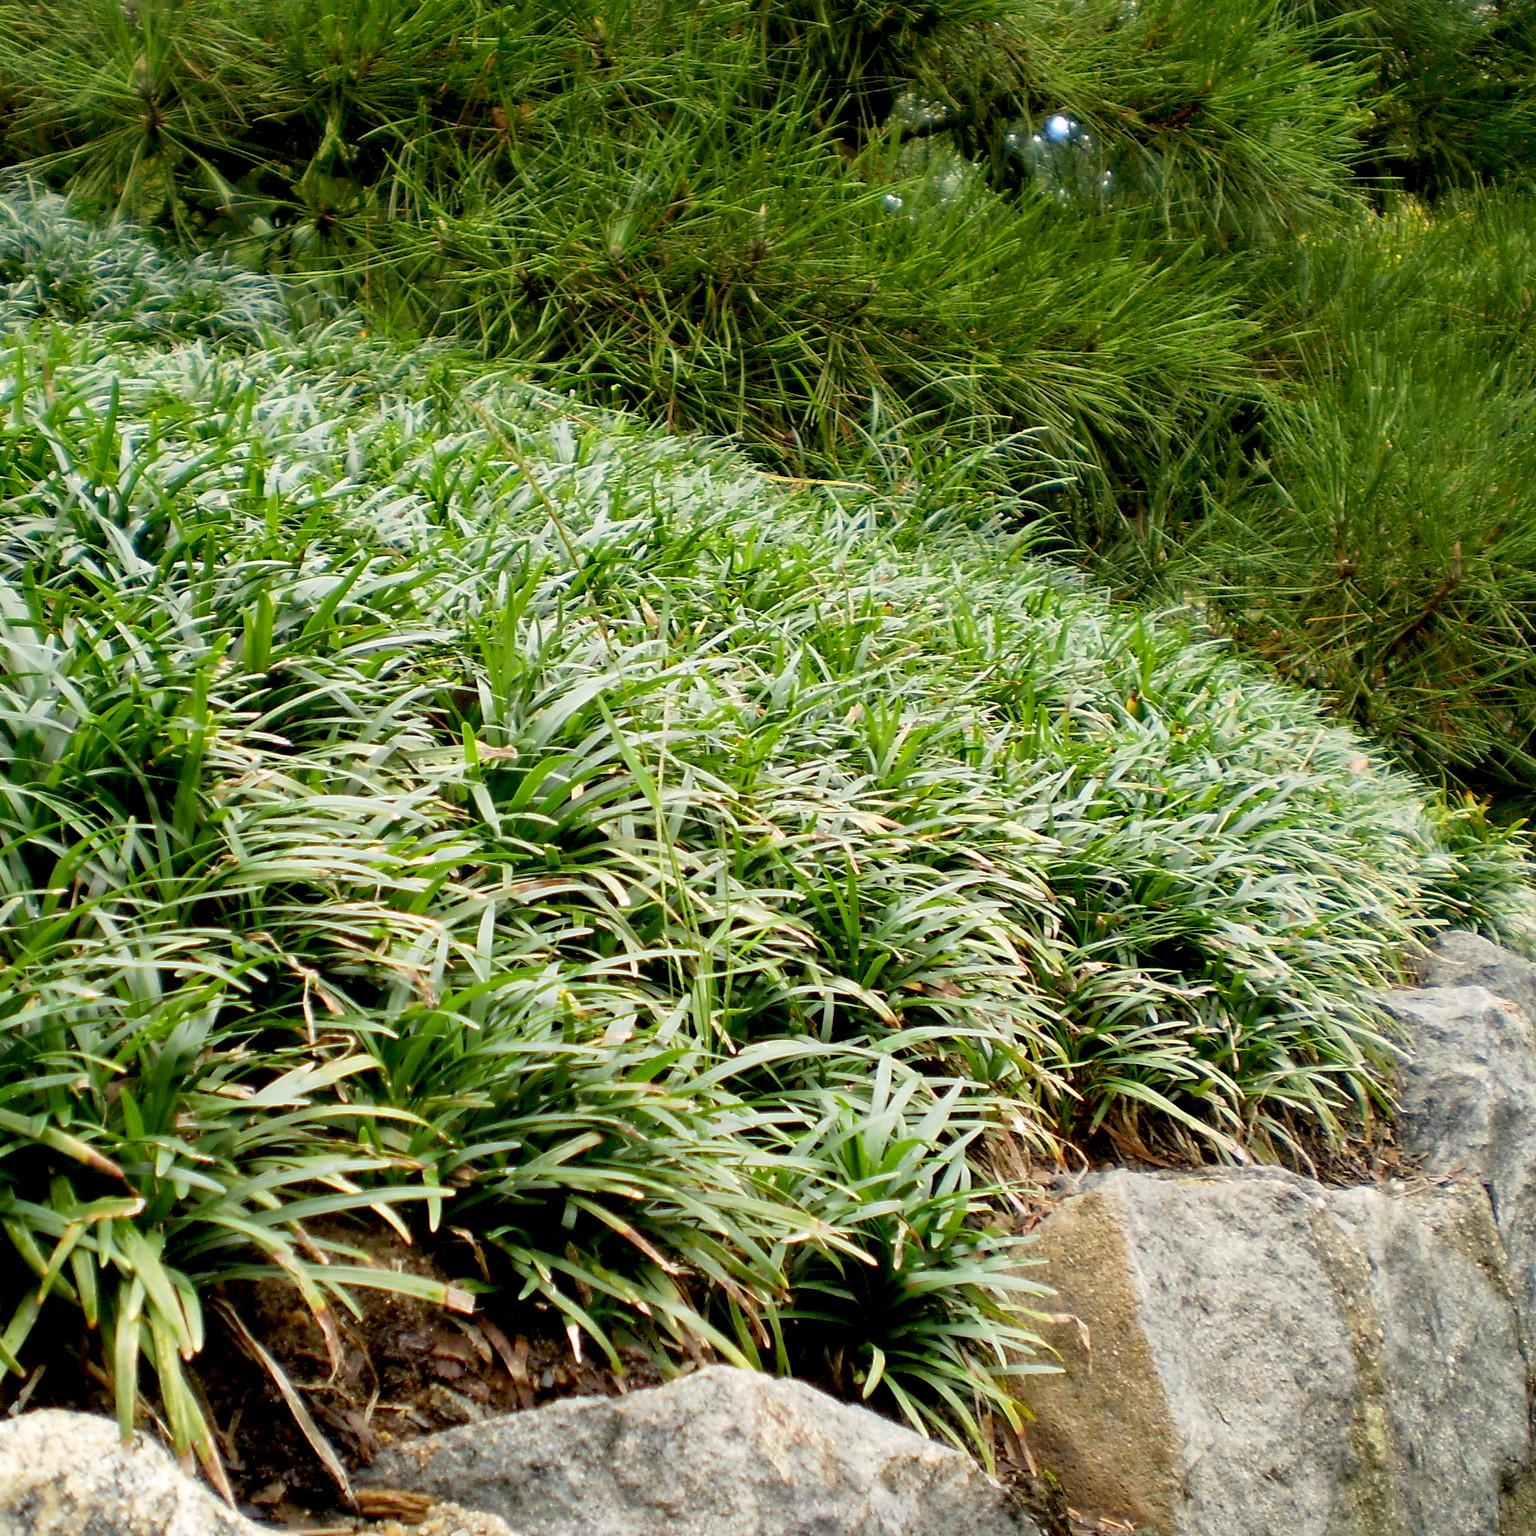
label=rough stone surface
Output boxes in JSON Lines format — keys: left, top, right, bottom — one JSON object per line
{"left": 373, "top": 1503, "right": 518, "bottom": 1536}
{"left": 1327, "top": 1180, "right": 1526, "bottom": 1534}
{"left": 366, "top": 1364, "right": 1042, "bottom": 1536}
{"left": 1418, "top": 929, "right": 1536, "bottom": 1021}
{"left": 1015, "top": 1168, "right": 1528, "bottom": 1536}
{"left": 1502, "top": 1471, "right": 1536, "bottom": 1536}
{"left": 1382, "top": 943, "right": 1536, "bottom": 1340}
{"left": 0, "top": 1411, "right": 265, "bottom": 1536}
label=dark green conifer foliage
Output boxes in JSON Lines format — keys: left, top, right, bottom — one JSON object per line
{"left": 1285, "top": 0, "right": 1536, "bottom": 195}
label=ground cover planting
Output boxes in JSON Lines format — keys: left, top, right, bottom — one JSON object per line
{"left": 0, "top": 195, "right": 1532, "bottom": 1495}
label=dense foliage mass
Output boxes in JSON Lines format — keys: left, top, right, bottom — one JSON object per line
{"left": 1, "top": 0, "right": 1535, "bottom": 790}
{"left": 0, "top": 199, "right": 1531, "bottom": 1476}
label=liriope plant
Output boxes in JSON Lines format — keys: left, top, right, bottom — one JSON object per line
{"left": 0, "top": 195, "right": 1531, "bottom": 1475}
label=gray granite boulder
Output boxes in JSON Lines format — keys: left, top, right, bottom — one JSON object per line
{"left": 366, "top": 1364, "right": 1042, "bottom": 1536}
{"left": 0, "top": 1411, "right": 264, "bottom": 1536}
{"left": 1014, "top": 1168, "right": 1527, "bottom": 1536}
{"left": 1417, "top": 928, "right": 1536, "bottom": 1020}
{"left": 1382, "top": 932, "right": 1536, "bottom": 1342}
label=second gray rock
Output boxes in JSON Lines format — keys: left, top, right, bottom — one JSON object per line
{"left": 1384, "top": 931, "right": 1536, "bottom": 1343}
{"left": 365, "top": 1365, "right": 1041, "bottom": 1536}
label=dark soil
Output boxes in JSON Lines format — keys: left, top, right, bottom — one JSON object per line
{"left": 15, "top": 1223, "right": 666, "bottom": 1530}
